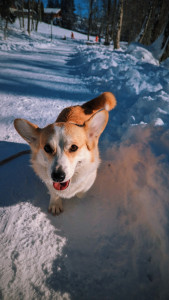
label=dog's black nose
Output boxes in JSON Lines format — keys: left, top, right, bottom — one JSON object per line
{"left": 51, "top": 168, "right": 66, "bottom": 182}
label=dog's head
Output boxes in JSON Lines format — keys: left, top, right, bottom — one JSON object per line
{"left": 14, "top": 109, "right": 108, "bottom": 194}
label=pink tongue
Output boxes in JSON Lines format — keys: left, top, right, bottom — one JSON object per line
{"left": 53, "top": 180, "right": 70, "bottom": 191}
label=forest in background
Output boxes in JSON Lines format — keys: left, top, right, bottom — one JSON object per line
{"left": 0, "top": 0, "right": 168, "bottom": 61}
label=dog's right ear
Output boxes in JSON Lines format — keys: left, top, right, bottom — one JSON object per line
{"left": 84, "top": 109, "right": 109, "bottom": 150}
{"left": 14, "top": 119, "right": 40, "bottom": 145}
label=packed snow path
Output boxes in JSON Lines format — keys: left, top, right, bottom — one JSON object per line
{"left": 1, "top": 24, "right": 169, "bottom": 300}
{"left": 0, "top": 39, "right": 92, "bottom": 142}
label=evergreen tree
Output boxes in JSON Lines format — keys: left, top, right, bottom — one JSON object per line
{"left": 47, "top": 0, "right": 54, "bottom": 8}
{"left": 55, "top": 0, "right": 61, "bottom": 7}
{"left": 0, "top": 0, "right": 16, "bottom": 39}
{"left": 0, "top": 0, "right": 15, "bottom": 22}
{"left": 47, "top": 0, "right": 60, "bottom": 8}
{"left": 61, "top": 0, "right": 76, "bottom": 30}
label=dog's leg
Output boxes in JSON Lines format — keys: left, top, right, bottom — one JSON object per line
{"left": 46, "top": 185, "right": 63, "bottom": 215}
{"left": 48, "top": 196, "right": 63, "bottom": 215}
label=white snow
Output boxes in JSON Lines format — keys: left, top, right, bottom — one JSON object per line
{"left": 1, "top": 20, "right": 169, "bottom": 299}
{"left": 0, "top": 203, "right": 68, "bottom": 300}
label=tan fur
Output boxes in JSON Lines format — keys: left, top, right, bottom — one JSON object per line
{"left": 14, "top": 92, "right": 117, "bottom": 215}
{"left": 56, "top": 92, "right": 116, "bottom": 125}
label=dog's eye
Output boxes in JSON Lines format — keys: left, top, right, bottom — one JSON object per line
{"left": 69, "top": 144, "right": 78, "bottom": 152}
{"left": 44, "top": 144, "right": 54, "bottom": 154}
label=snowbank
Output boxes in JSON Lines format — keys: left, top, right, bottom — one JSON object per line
{"left": 75, "top": 42, "right": 169, "bottom": 143}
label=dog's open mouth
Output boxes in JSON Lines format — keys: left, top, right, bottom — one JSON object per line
{"left": 53, "top": 180, "right": 70, "bottom": 191}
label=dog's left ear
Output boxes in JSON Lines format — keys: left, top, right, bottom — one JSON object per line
{"left": 84, "top": 109, "right": 109, "bottom": 145}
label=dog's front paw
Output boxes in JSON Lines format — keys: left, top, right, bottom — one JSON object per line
{"left": 48, "top": 198, "right": 63, "bottom": 215}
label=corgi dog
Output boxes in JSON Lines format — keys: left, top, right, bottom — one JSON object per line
{"left": 14, "top": 92, "right": 116, "bottom": 214}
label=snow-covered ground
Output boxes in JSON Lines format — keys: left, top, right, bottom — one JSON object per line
{"left": 0, "top": 20, "right": 169, "bottom": 300}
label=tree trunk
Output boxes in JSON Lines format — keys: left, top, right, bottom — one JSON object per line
{"left": 31, "top": 0, "right": 34, "bottom": 31}
{"left": 4, "top": 17, "right": 8, "bottom": 40}
{"left": 111, "top": 0, "right": 117, "bottom": 41}
{"left": 87, "top": 0, "right": 94, "bottom": 41}
{"left": 35, "top": 0, "right": 41, "bottom": 31}
{"left": 18, "top": 15, "right": 22, "bottom": 29}
{"left": 160, "top": 14, "right": 169, "bottom": 61}
{"left": 138, "top": 0, "right": 158, "bottom": 45}
{"left": 22, "top": 0, "right": 24, "bottom": 29}
{"left": 104, "top": 0, "right": 111, "bottom": 45}
{"left": 27, "top": 0, "right": 31, "bottom": 35}
{"left": 113, "top": 0, "right": 124, "bottom": 49}
{"left": 150, "top": 0, "right": 168, "bottom": 44}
